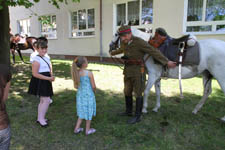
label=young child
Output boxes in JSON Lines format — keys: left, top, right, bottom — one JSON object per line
{"left": 28, "top": 40, "right": 55, "bottom": 127}
{"left": 30, "top": 40, "right": 50, "bottom": 63}
{"left": 30, "top": 41, "right": 39, "bottom": 63}
{"left": 30, "top": 41, "right": 53, "bottom": 105}
{"left": 71, "top": 56, "right": 96, "bottom": 135}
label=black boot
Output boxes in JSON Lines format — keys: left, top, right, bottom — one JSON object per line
{"left": 119, "top": 96, "right": 133, "bottom": 116}
{"left": 127, "top": 97, "right": 143, "bottom": 124}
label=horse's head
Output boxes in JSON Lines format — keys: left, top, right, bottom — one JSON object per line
{"left": 14, "top": 34, "right": 21, "bottom": 43}
{"left": 109, "top": 27, "right": 152, "bottom": 53}
{"left": 109, "top": 32, "right": 120, "bottom": 53}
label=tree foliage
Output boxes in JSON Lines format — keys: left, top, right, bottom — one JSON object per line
{"left": 0, "top": 0, "right": 80, "bottom": 66}
{"left": 0, "top": 0, "right": 80, "bottom": 10}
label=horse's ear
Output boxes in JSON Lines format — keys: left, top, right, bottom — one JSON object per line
{"left": 146, "top": 28, "right": 152, "bottom": 34}
{"left": 120, "top": 22, "right": 125, "bottom": 26}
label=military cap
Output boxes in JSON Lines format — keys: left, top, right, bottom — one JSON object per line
{"left": 118, "top": 25, "right": 131, "bottom": 36}
{"left": 155, "top": 27, "right": 167, "bottom": 36}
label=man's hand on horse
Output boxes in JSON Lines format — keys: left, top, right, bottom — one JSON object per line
{"left": 167, "top": 61, "right": 177, "bottom": 68}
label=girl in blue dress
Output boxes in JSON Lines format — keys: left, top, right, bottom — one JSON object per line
{"left": 71, "top": 56, "right": 96, "bottom": 135}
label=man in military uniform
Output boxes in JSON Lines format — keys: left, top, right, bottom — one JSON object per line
{"left": 110, "top": 25, "right": 176, "bottom": 124}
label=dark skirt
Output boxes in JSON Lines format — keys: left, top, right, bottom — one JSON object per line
{"left": 28, "top": 72, "right": 53, "bottom": 97}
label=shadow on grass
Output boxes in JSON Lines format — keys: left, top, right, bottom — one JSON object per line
{"left": 51, "top": 60, "right": 72, "bottom": 79}
{"left": 7, "top": 58, "right": 225, "bottom": 150}
{"left": 7, "top": 88, "right": 225, "bottom": 150}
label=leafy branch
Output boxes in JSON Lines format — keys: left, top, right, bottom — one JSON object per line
{"left": 0, "top": 0, "right": 80, "bottom": 10}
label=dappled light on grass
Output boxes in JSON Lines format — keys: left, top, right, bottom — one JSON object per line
{"left": 52, "top": 62, "right": 125, "bottom": 94}
{"left": 160, "top": 77, "right": 221, "bottom": 99}
{"left": 88, "top": 63, "right": 124, "bottom": 93}
{"left": 11, "top": 144, "right": 25, "bottom": 150}
{"left": 7, "top": 56, "right": 225, "bottom": 150}
{"left": 52, "top": 60, "right": 72, "bottom": 80}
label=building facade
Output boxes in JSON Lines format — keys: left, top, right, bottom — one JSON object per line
{"left": 9, "top": 0, "right": 225, "bottom": 60}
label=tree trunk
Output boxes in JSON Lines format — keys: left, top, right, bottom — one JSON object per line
{"left": 0, "top": 1, "right": 10, "bottom": 68}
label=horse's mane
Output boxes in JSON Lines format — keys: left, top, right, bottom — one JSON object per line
{"left": 131, "top": 27, "right": 152, "bottom": 42}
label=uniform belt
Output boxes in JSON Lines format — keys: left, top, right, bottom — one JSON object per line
{"left": 124, "top": 59, "right": 143, "bottom": 65}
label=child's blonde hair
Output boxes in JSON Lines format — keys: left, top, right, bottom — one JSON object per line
{"left": 71, "top": 56, "right": 87, "bottom": 89}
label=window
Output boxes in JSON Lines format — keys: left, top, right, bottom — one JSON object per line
{"left": 71, "top": 8, "right": 95, "bottom": 37}
{"left": 39, "top": 15, "right": 57, "bottom": 39}
{"left": 142, "top": 0, "right": 153, "bottom": 24}
{"left": 115, "top": 0, "right": 154, "bottom": 32}
{"left": 117, "top": 4, "right": 126, "bottom": 26}
{"left": 128, "top": 1, "right": 140, "bottom": 26}
{"left": 17, "top": 19, "right": 31, "bottom": 37}
{"left": 185, "top": 0, "right": 225, "bottom": 33}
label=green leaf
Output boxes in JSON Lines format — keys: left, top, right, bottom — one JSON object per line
{"left": 2, "top": 0, "right": 80, "bottom": 9}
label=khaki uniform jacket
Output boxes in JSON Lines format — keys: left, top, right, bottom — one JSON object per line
{"left": 111, "top": 36, "right": 168, "bottom": 77}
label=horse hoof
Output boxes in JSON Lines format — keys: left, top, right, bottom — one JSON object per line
{"left": 152, "top": 108, "right": 158, "bottom": 112}
{"left": 192, "top": 110, "right": 198, "bottom": 114}
{"left": 221, "top": 117, "right": 225, "bottom": 123}
{"left": 142, "top": 108, "right": 148, "bottom": 114}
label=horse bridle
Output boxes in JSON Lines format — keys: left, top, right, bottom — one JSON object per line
{"left": 109, "top": 35, "right": 125, "bottom": 70}
{"left": 110, "top": 35, "right": 153, "bottom": 70}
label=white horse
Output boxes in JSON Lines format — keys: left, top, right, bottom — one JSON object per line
{"left": 110, "top": 27, "right": 225, "bottom": 122}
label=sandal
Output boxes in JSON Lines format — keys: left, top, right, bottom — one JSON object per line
{"left": 86, "top": 128, "right": 96, "bottom": 135}
{"left": 74, "top": 128, "right": 84, "bottom": 134}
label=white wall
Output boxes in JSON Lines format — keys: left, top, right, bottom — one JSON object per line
{"left": 9, "top": 0, "right": 225, "bottom": 58}
{"left": 10, "top": 0, "right": 101, "bottom": 57}
{"left": 153, "top": 0, "right": 185, "bottom": 37}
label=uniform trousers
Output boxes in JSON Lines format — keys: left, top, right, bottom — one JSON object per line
{"left": 124, "top": 75, "right": 146, "bottom": 97}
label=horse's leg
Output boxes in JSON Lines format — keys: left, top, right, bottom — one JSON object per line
{"left": 11, "top": 50, "right": 16, "bottom": 64}
{"left": 211, "top": 73, "right": 225, "bottom": 122}
{"left": 192, "top": 71, "right": 212, "bottom": 114}
{"left": 142, "top": 74, "right": 159, "bottom": 113}
{"left": 221, "top": 116, "right": 225, "bottom": 122}
{"left": 216, "top": 80, "right": 225, "bottom": 122}
{"left": 202, "top": 61, "right": 225, "bottom": 122}
{"left": 17, "top": 50, "right": 24, "bottom": 63}
{"left": 153, "top": 78, "right": 161, "bottom": 112}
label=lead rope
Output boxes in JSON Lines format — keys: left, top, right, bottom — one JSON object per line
{"left": 110, "top": 55, "right": 124, "bottom": 70}
{"left": 110, "top": 38, "right": 124, "bottom": 70}
{"left": 178, "top": 42, "right": 185, "bottom": 99}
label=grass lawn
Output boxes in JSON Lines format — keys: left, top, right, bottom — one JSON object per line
{"left": 7, "top": 56, "right": 225, "bottom": 150}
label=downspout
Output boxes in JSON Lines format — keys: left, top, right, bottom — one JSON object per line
{"left": 100, "top": 0, "right": 103, "bottom": 61}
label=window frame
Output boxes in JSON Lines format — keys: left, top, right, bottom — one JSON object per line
{"left": 113, "top": 0, "right": 154, "bottom": 34}
{"left": 183, "top": 0, "right": 225, "bottom": 35}
{"left": 17, "top": 18, "right": 31, "bottom": 37}
{"left": 39, "top": 14, "right": 57, "bottom": 40}
{"left": 69, "top": 8, "right": 96, "bottom": 38}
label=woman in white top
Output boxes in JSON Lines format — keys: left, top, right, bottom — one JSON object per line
{"left": 28, "top": 40, "right": 55, "bottom": 127}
